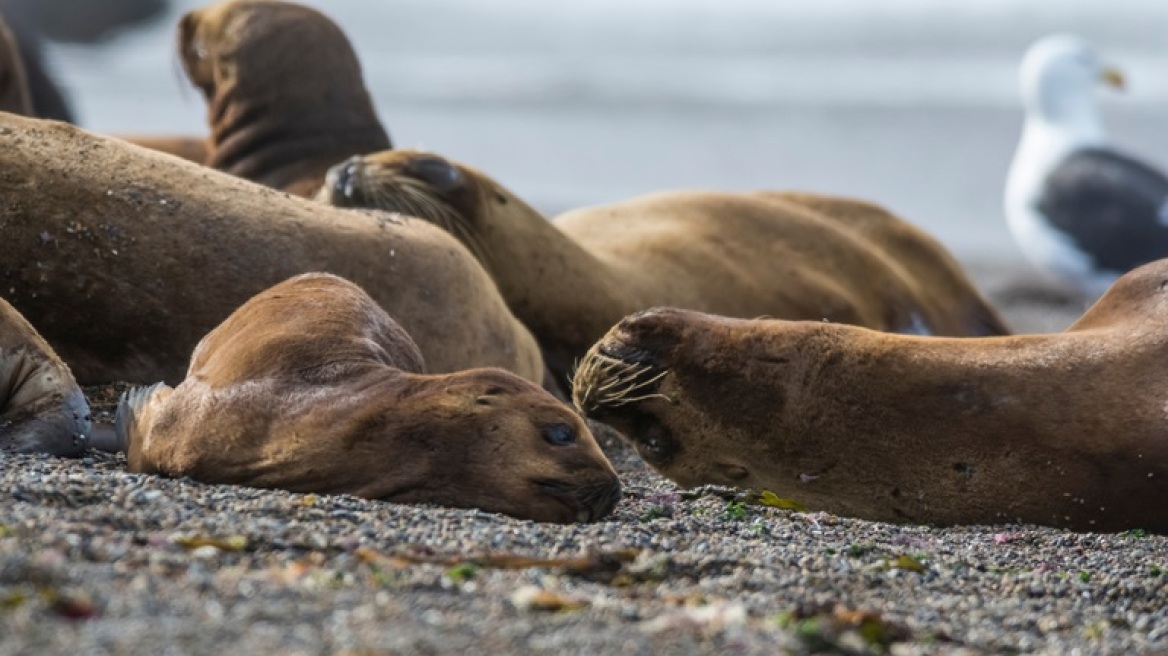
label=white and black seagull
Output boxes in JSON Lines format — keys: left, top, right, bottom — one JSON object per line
{"left": 1005, "top": 34, "right": 1168, "bottom": 300}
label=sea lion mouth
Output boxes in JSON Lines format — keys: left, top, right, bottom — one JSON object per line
{"left": 572, "top": 341, "right": 669, "bottom": 415}
{"left": 532, "top": 478, "right": 623, "bottom": 522}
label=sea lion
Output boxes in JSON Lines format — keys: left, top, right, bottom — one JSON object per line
{"left": 117, "top": 273, "right": 621, "bottom": 523}
{"left": 0, "top": 295, "right": 90, "bottom": 456}
{"left": 572, "top": 259, "right": 1168, "bottom": 533}
{"left": 179, "top": 0, "right": 391, "bottom": 196}
{"left": 0, "top": 15, "right": 32, "bottom": 115}
{"left": 317, "top": 150, "right": 1009, "bottom": 382}
{"left": 0, "top": 112, "right": 543, "bottom": 387}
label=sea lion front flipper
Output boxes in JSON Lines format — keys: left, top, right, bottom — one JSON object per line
{"left": 115, "top": 382, "right": 174, "bottom": 465}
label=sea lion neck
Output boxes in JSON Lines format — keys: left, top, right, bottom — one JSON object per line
{"left": 206, "top": 87, "right": 390, "bottom": 195}
{"left": 470, "top": 190, "right": 642, "bottom": 378}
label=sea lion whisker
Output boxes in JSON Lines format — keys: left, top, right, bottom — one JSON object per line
{"left": 594, "top": 368, "right": 670, "bottom": 405}
{"left": 605, "top": 391, "right": 674, "bottom": 407}
{"left": 593, "top": 366, "right": 655, "bottom": 394}
{"left": 588, "top": 359, "right": 654, "bottom": 389}
{"left": 389, "top": 176, "right": 491, "bottom": 263}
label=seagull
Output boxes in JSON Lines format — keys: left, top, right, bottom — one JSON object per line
{"left": 1005, "top": 34, "right": 1168, "bottom": 300}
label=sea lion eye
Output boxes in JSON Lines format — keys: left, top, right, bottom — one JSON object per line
{"left": 403, "top": 156, "right": 463, "bottom": 193}
{"left": 633, "top": 418, "right": 676, "bottom": 466}
{"left": 542, "top": 423, "right": 576, "bottom": 446}
{"left": 642, "top": 435, "right": 666, "bottom": 458}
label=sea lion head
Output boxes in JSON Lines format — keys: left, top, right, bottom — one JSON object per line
{"left": 0, "top": 17, "right": 33, "bottom": 116}
{"left": 573, "top": 308, "right": 816, "bottom": 491}
{"left": 402, "top": 367, "right": 623, "bottom": 523}
{"left": 317, "top": 150, "right": 501, "bottom": 260}
{"left": 179, "top": 0, "right": 363, "bottom": 103}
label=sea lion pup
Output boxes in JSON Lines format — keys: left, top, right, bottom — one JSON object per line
{"left": 0, "top": 112, "right": 543, "bottom": 387}
{"left": 117, "top": 273, "right": 621, "bottom": 523}
{"left": 179, "top": 0, "right": 391, "bottom": 196}
{"left": 317, "top": 150, "right": 1009, "bottom": 382}
{"left": 0, "top": 16, "right": 33, "bottom": 115}
{"left": 0, "top": 296, "right": 90, "bottom": 456}
{"left": 572, "top": 259, "right": 1168, "bottom": 533}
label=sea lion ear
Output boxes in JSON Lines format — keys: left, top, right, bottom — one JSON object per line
{"left": 402, "top": 155, "right": 464, "bottom": 194}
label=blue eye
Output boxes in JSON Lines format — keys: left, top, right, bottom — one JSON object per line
{"left": 542, "top": 423, "right": 576, "bottom": 446}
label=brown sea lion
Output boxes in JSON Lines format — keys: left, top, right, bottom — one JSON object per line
{"left": 317, "top": 150, "right": 1008, "bottom": 384}
{"left": 0, "top": 112, "right": 543, "bottom": 387}
{"left": 1, "top": 295, "right": 90, "bottom": 456}
{"left": 179, "top": 0, "right": 391, "bottom": 196}
{"left": 572, "top": 259, "right": 1168, "bottom": 533}
{"left": 117, "top": 273, "right": 621, "bottom": 523}
{"left": 0, "top": 15, "right": 32, "bottom": 115}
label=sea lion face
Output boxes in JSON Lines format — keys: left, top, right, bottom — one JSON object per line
{"left": 412, "top": 369, "right": 622, "bottom": 523}
{"left": 317, "top": 150, "right": 490, "bottom": 254}
{"left": 574, "top": 308, "right": 808, "bottom": 491}
{"left": 179, "top": 0, "right": 362, "bottom": 101}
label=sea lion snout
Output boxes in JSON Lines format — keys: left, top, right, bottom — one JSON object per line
{"left": 609, "top": 308, "right": 692, "bottom": 358}
{"left": 572, "top": 308, "right": 691, "bottom": 415}
{"left": 322, "top": 156, "right": 366, "bottom": 205}
{"left": 533, "top": 475, "right": 623, "bottom": 523}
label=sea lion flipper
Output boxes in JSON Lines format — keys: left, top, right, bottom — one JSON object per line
{"left": 115, "top": 382, "right": 173, "bottom": 454}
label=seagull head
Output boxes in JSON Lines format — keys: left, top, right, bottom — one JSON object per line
{"left": 1020, "top": 34, "right": 1124, "bottom": 128}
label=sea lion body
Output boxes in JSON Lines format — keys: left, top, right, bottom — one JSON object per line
{"left": 114, "top": 135, "right": 209, "bottom": 165}
{"left": 180, "top": 0, "right": 390, "bottom": 196}
{"left": 0, "top": 113, "right": 543, "bottom": 386}
{"left": 0, "top": 15, "right": 32, "bottom": 115}
{"left": 119, "top": 273, "right": 620, "bottom": 523}
{"left": 0, "top": 296, "right": 90, "bottom": 456}
{"left": 573, "top": 260, "right": 1168, "bottom": 533}
{"left": 319, "top": 151, "right": 1007, "bottom": 381}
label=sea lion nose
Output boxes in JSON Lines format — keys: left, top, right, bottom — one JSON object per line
{"left": 601, "top": 308, "right": 688, "bottom": 365}
{"left": 327, "top": 156, "right": 364, "bottom": 200}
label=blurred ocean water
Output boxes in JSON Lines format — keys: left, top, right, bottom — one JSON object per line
{"left": 42, "top": 0, "right": 1168, "bottom": 261}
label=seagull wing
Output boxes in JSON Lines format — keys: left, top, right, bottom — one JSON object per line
{"left": 1038, "top": 147, "right": 1168, "bottom": 274}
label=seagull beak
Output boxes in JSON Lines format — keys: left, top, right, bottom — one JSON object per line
{"left": 1100, "top": 66, "right": 1126, "bottom": 91}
